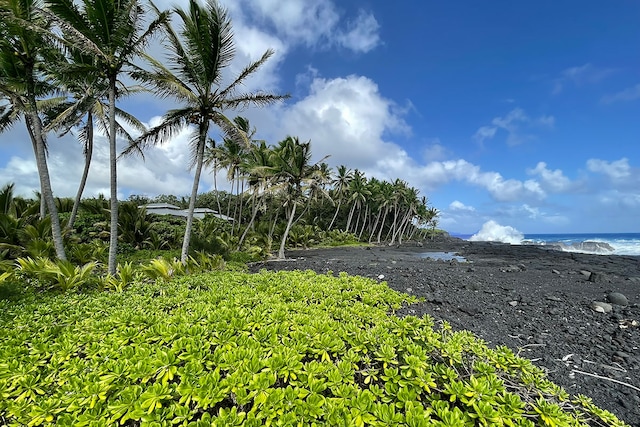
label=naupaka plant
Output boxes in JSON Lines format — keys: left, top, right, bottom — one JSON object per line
{"left": 0, "top": 270, "right": 630, "bottom": 426}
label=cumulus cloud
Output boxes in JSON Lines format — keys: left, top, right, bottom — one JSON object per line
{"left": 587, "top": 158, "right": 631, "bottom": 180}
{"left": 449, "top": 200, "right": 475, "bottom": 212}
{"left": 419, "top": 159, "right": 546, "bottom": 202}
{"left": 527, "top": 162, "right": 573, "bottom": 192}
{"left": 230, "top": 0, "right": 380, "bottom": 53}
{"left": 601, "top": 84, "right": 640, "bottom": 104}
{"left": 337, "top": 10, "right": 380, "bottom": 53}
{"left": 473, "top": 108, "right": 553, "bottom": 147}
{"left": 278, "top": 75, "right": 409, "bottom": 169}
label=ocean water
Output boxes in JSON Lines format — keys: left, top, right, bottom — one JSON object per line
{"left": 523, "top": 233, "right": 640, "bottom": 256}
{"left": 453, "top": 231, "right": 640, "bottom": 256}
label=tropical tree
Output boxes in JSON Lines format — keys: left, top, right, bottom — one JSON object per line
{"left": 45, "top": 50, "right": 145, "bottom": 230}
{"left": 0, "top": 0, "right": 67, "bottom": 260}
{"left": 327, "top": 165, "right": 353, "bottom": 230}
{"left": 269, "top": 136, "right": 325, "bottom": 259}
{"left": 45, "top": 0, "right": 168, "bottom": 274}
{"left": 236, "top": 140, "right": 272, "bottom": 250}
{"left": 371, "top": 180, "right": 395, "bottom": 243}
{"left": 125, "top": 0, "right": 288, "bottom": 263}
{"left": 345, "top": 170, "right": 370, "bottom": 234}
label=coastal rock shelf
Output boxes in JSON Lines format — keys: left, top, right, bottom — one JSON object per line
{"left": 251, "top": 240, "right": 640, "bottom": 426}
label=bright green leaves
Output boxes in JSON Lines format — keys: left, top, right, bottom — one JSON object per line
{"left": 0, "top": 269, "right": 630, "bottom": 426}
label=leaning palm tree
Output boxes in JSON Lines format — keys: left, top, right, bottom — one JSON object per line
{"left": 45, "top": 0, "right": 167, "bottom": 274}
{"left": 125, "top": 0, "right": 288, "bottom": 263}
{"left": 0, "top": 0, "right": 67, "bottom": 260}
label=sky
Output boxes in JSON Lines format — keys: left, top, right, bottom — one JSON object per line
{"left": 1, "top": 0, "right": 639, "bottom": 235}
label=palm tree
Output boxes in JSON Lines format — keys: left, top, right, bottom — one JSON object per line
{"left": 45, "top": 0, "right": 167, "bottom": 274}
{"left": 269, "top": 136, "right": 323, "bottom": 259}
{"left": 203, "top": 137, "right": 223, "bottom": 215}
{"left": 124, "top": 0, "right": 288, "bottom": 263}
{"left": 215, "top": 133, "right": 248, "bottom": 226}
{"left": 45, "top": 50, "right": 145, "bottom": 230}
{"left": 328, "top": 165, "right": 353, "bottom": 230}
{"left": 345, "top": 170, "right": 370, "bottom": 233}
{"left": 371, "top": 180, "right": 395, "bottom": 243}
{"left": 236, "top": 140, "right": 272, "bottom": 249}
{"left": 0, "top": 0, "right": 67, "bottom": 260}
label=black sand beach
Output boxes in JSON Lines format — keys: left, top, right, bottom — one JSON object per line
{"left": 249, "top": 238, "right": 640, "bottom": 425}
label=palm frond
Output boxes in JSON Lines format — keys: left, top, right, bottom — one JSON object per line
{"left": 218, "top": 49, "right": 274, "bottom": 100}
{"left": 210, "top": 111, "right": 250, "bottom": 148}
{"left": 130, "top": 56, "right": 196, "bottom": 103}
{"left": 120, "top": 108, "right": 192, "bottom": 158}
{"left": 223, "top": 92, "right": 289, "bottom": 111}
{"left": 42, "top": 1, "right": 107, "bottom": 61}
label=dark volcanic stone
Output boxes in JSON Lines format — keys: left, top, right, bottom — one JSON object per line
{"left": 608, "top": 292, "right": 629, "bottom": 306}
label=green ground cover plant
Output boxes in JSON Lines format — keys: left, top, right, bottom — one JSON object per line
{"left": 0, "top": 270, "right": 628, "bottom": 426}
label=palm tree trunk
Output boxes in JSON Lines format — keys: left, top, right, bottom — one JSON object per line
{"left": 237, "top": 192, "right": 259, "bottom": 250}
{"left": 25, "top": 110, "right": 67, "bottom": 261}
{"left": 278, "top": 201, "right": 297, "bottom": 259}
{"left": 181, "top": 124, "right": 208, "bottom": 263}
{"left": 358, "top": 204, "right": 369, "bottom": 240}
{"left": 369, "top": 208, "right": 382, "bottom": 243}
{"left": 68, "top": 113, "right": 94, "bottom": 230}
{"left": 107, "top": 82, "right": 119, "bottom": 274}
{"left": 377, "top": 207, "right": 389, "bottom": 243}
{"left": 213, "top": 159, "right": 223, "bottom": 215}
{"left": 328, "top": 199, "right": 342, "bottom": 230}
{"left": 345, "top": 202, "right": 356, "bottom": 232}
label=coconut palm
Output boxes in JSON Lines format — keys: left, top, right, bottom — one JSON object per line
{"left": 345, "top": 170, "right": 370, "bottom": 234}
{"left": 269, "top": 136, "right": 324, "bottom": 259}
{"left": 124, "top": 0, "right": 288, "bottom": 263}
{"left": 327, "top": 165, "right": 353, "bottom": 230}
{"left": 371, "top": 180, "right": 395, "bottom": 243}
{"left": 0, "top": 0, "right": 67, "bottom": 260}
{"left": 45, "top": 50, "right": 146, "bottom": 230}
{"left": 45, "top": 0, "right": 167, "bottom": 273}
{"left": 236, "top": 140, "right": 272, "bottom": 250}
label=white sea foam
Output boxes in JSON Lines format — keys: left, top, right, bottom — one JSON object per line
{"left": 469, "top": 220, "right": 524, "bottom": 244}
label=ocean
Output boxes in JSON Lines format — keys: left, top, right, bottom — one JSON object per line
{"left": 451, "top": 232, "right": 640, "bottom": 256}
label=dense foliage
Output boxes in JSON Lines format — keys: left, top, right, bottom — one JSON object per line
{"left": 0, "top": 270, "right": 628, "bottom": 426}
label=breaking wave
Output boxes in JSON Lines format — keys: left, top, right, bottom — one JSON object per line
{"left": 469, "top": 221, "right": 524, "bottom": 244}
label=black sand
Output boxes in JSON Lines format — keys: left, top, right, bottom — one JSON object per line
{"left": 249, "top": 238, "right": 640, "bottom": 425}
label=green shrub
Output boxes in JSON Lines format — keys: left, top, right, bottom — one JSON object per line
{"left": 0, "top": 271, "right": 629, "bottom": 426}
{"left": 15, "top": 257, "right": 97, "bottom": 291}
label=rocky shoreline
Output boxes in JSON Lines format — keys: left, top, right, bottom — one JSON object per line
{"left": 248, "top": 238, "right": 640, "bottom": 425}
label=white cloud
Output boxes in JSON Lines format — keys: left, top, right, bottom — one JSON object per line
{"left": 337, "top": 10, "right": 380, "bottom": 53}
{"left": 553, "top": 63, "right": 615, "bottom": 94}
{"left": 449, "top": 200, "right": 475, "bottom": 212}
{"left": 418, "top": 159, "right": 546, "bottom": 202}
{"left": 278, "top": 75, "right": 409, "bottom": 169}
{"left": 527, "top": 162, "right": 573, "bottom": 192}
{"left": 587, "top": 158, "right": 631, "bottom": 180}
{"left": 601, "top": 84, "right": 640, "bottom": 104}
{"left": 230, "top": 0, "right": 380, "bottom": 53}
{"left": 473, "top": 126, "right": 497, "bottom": 146}
{"left": 473, "top": 108, "right": 553, "bottom": 147}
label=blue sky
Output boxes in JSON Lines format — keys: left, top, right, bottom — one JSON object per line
{"left": 1, "top": 0, "right": 639, "bottom": 235}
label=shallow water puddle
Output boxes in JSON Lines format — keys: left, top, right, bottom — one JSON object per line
{"left": 417, "top": 252, "right": 467, "bottom": 262}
